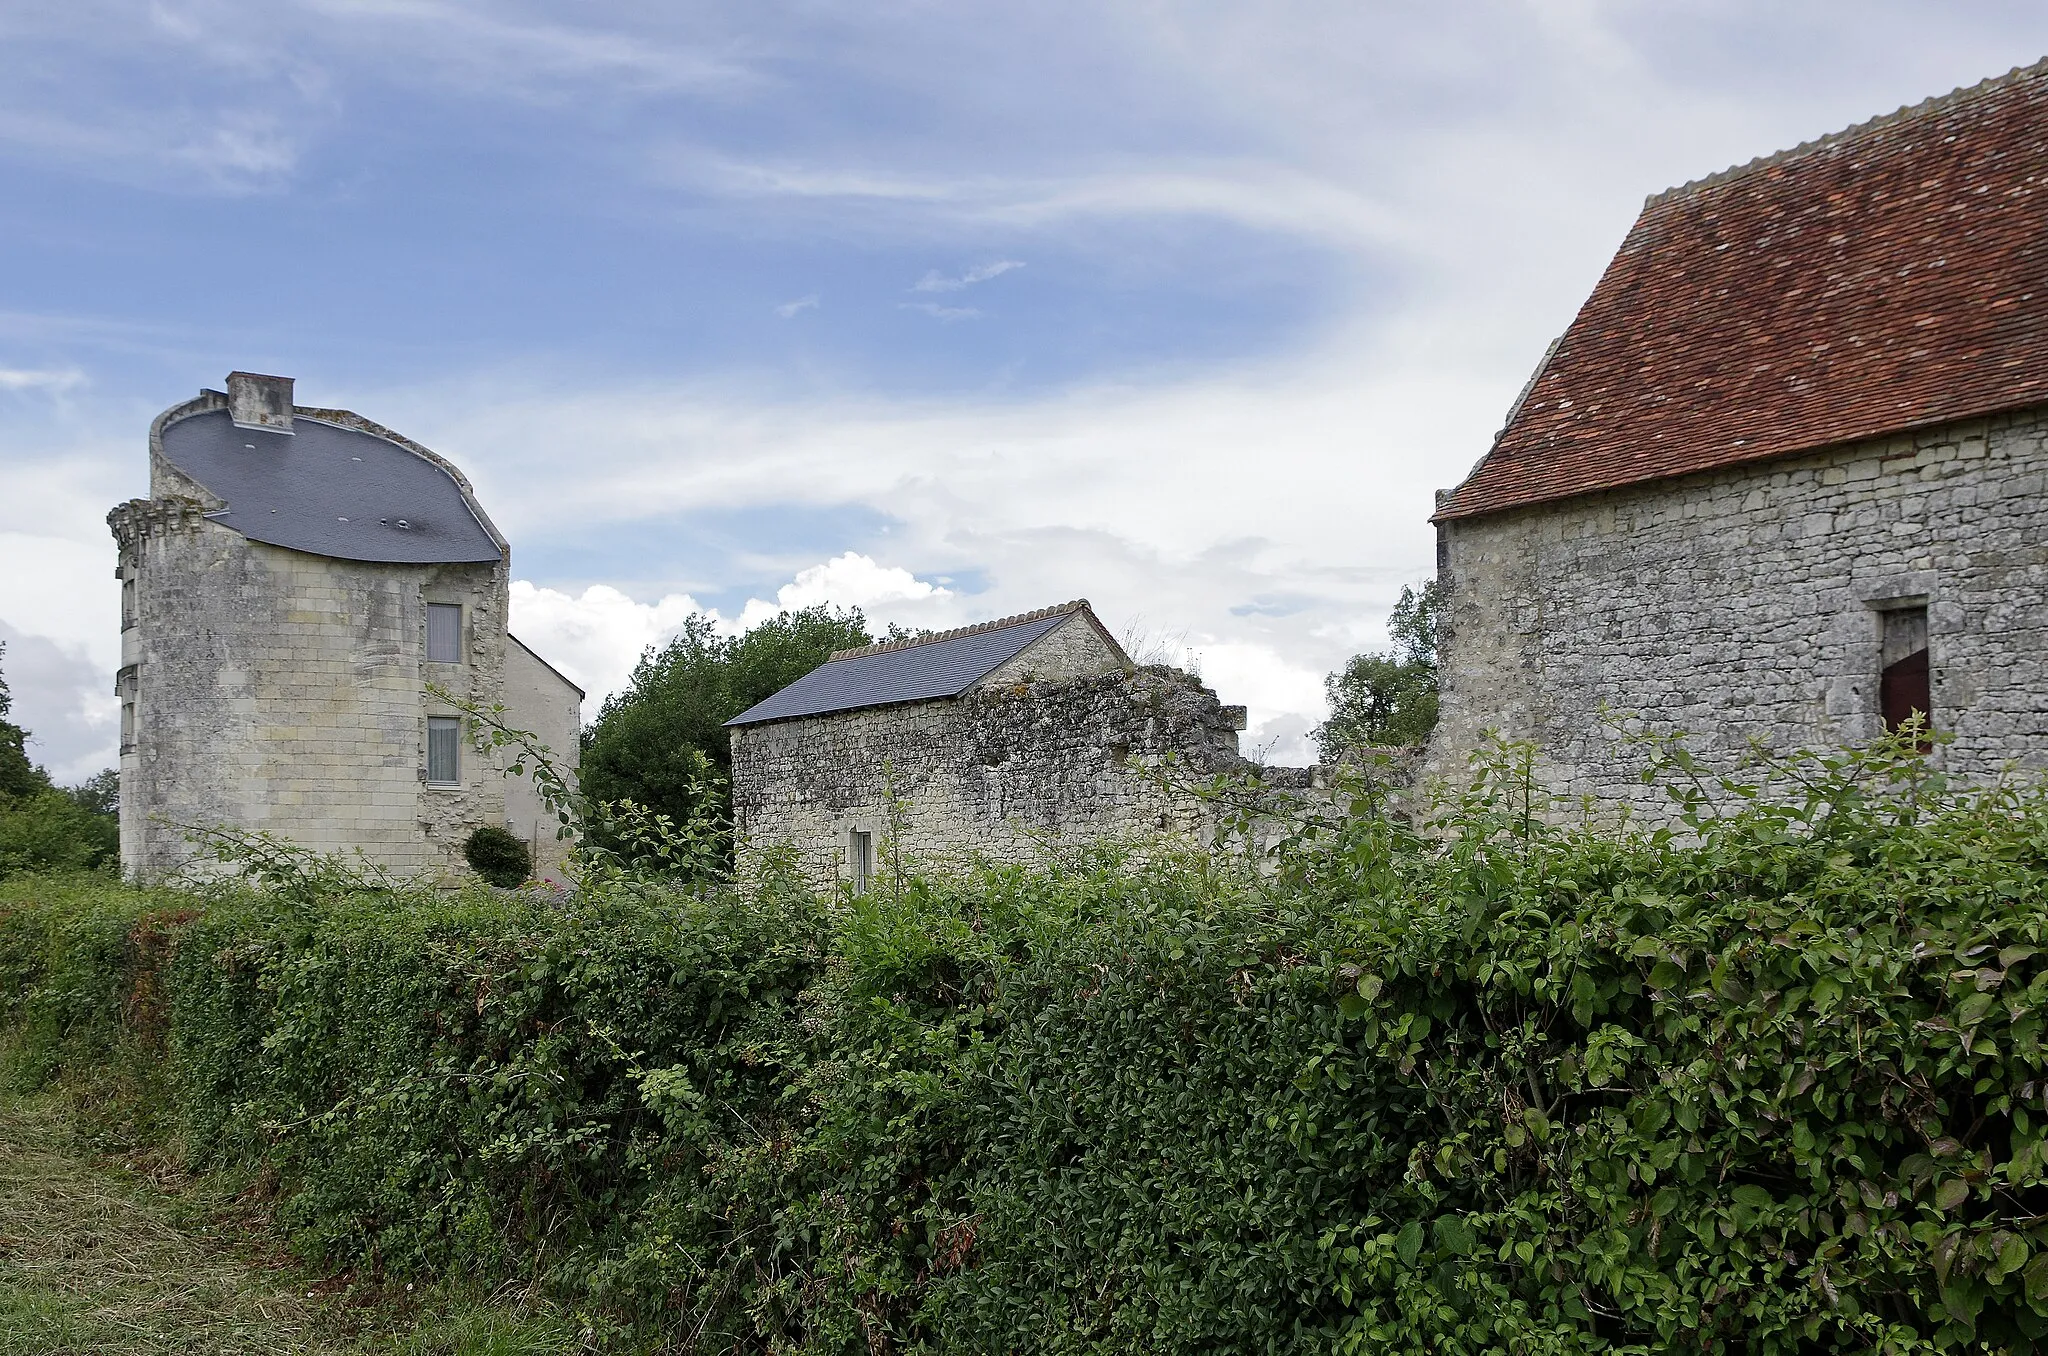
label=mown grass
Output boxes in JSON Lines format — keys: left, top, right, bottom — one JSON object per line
{"left": 0, "top": 1085, "right": 330, "bottom": 1354}
{"left": 0, "top": 927, "right": 589, "bottom": 1356}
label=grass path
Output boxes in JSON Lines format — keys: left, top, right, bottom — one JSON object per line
{"left": 0, "top": 1090, "right": 581, "bottom": 1355}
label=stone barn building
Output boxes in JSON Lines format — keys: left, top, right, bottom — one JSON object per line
{"left": 1425, "top": 60, "right": 2048, "bottom": 813}
{"left": 726, "top": 601, "right": 1260, "bottom": 889}
{"left": 108, "top": 372, "right": 583, "bottom": 881}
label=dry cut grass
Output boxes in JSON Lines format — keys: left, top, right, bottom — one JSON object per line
{"left": 0, "top": 1090, "right": 585, "bottom": 1356}
{"left": 0, "top": 1089, "right": 345, "bottom": 1354}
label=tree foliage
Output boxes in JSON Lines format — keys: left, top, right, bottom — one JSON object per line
{"left": 0, "top": 640, "right": 47, "bottom": 801}
{"left": 578, "top": 606, "right": 872, "bottom": 836}
{"left": 1320, "top": 579, "right": 1442, "bottom": 757}
{"left": 0, "top": 643, "right": 118, "bottom": 877}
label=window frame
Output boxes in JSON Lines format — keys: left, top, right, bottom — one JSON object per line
{"left": 849, "top": 829, "right": 874, "bottom": 894}
{"left": 425, "top": 715, "right": 462, "bottom": 787}
{"left": 426, "top": 603, "right": 463, "bottom": 664}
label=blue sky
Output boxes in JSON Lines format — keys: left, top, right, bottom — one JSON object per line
{"left": 6, "top": 1, "right": 2048, "bottom": 777}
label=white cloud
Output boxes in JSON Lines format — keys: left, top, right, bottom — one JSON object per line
{"left": 665, "top": 154, "right": 1403, "bottom": 251}
{"left": 774, "top": 294, "right": 819, "bottom": 318}
{"left": 913, "top": 260, "right": 1024, "bottom": 292}
{"left": 404, "top": 324, "right": 1469, "bottom": 755}
{"left": 171, "top": 110, "right": 297, "bottom": 183}
{"left": 0, "top": 367, "right": 84, "bottom": 391}
{"left": 509, "top": 555, "right": 958, "bottom": 712}
{"left": 507, "top": 581, "right": 705, "bottom": 713}
{"left": 734, "top": 551, "right": 954, "bottom": 631}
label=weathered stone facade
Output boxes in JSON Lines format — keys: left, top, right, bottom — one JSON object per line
{"left": 110, "top": 378, "right": 581, "bottom": 881}
{"left": 1425, "top": 405, "right": 2048, "bottom": 814}
{"left": 732, "top": 664, "right": 1256, "bottom": 888}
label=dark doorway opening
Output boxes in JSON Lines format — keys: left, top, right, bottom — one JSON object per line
{"left": 1879, "top": 605, "right": 1931, "bottom": 749}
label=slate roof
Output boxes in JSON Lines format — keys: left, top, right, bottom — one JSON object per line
{"left": 1436, "top": 58, "right": 2048, "bottom": 521}
{"left": 158, "top": 408, "right": 502, "bottom": 564}
{"left": 726, "top": 601, "right": 1115, "bottom": 727}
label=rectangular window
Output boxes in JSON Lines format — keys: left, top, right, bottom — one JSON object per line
{"left": 1879, "top": 604, "right": 1932, "bottom": 748}
{"left": 426, "top": 603, "right": 463, "bottom": 663}
{"left": 121, "top": 579, "right": 137, "bottom": 631}
{"left": 426, "top": 716, "right": 461, "bottom": 785}
{"left": 849, "top": 830, "right": 874, "bottom": 893}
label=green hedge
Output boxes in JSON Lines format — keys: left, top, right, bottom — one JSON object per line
{"left": 6, "top": 744, "right": 2048, "bottom": 1352}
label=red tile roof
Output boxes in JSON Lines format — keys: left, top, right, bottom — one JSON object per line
{"left": 1435, "top": 59, "right": 2048, "bottom": 521}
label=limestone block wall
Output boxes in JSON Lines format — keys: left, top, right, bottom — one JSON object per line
{"left": 1425, "top": 403, "right": 2048, "bottom": 816}
{"left": 731, "top": 667, "right": 1253, "bottom": 888}
{"left": 501, "top": 636, "right": 582, "bottom": 880}
{"left": 978, "top": 612, "right": 1122, "bottom": 685}
{"left": 110, "top": 500, "right": 509, "bottom": 877}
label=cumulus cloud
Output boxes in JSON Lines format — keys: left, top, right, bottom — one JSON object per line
{"left": 734, "top": 551, "right": 954, "bottom": 631}
{"left": 509, "top": 555, "right": 957, "bottom": 712}
{"left": 507, "top": 581, "right": 706, "bottom": 713}
{"left": 912, "top": 260, "right": 1024, "bottom": 292}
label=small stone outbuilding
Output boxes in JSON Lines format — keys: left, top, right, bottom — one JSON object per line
{"left": 726, "top": 601, "right": 1258, "bottom": 888}
{"left": 108, "top": 372, "right": 583, "bottom": 881}
{"left": 1425, "top": 61, "right": 2048, "bottom": 813}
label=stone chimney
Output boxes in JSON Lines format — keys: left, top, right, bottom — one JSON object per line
{"left": 226, "top": 371, "right": 294, "bottom": 434}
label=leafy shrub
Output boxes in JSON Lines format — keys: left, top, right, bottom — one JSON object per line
{"left": 8, "top": 736, "right": 2048, "bottom": 1350}
{"left": 462, "top": 825, "right": 532, "bottom": 887}
{"left": 0, "top": 787, "right": 120, "bottom": 878}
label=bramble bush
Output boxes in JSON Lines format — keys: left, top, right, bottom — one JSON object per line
{"left": 5, "top": 731, "right": 2048, "bottom": 1352}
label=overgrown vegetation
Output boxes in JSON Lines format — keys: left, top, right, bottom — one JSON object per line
{"left": 7, "top": 732, "right": 2048, "bottom": 1351}
{"left": 1319, "top": 579, "right": 1441, "bottom": 757}
{"left": 0, "top": 643, "right": 118, "bottom": 880}
{"left": 577, "top": 606, "right": 873, "bottom": 857}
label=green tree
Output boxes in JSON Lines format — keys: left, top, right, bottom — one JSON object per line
{"left": 1318, "top": 579, "right": 1442, "bottom": 757}
{"left": 0, "top": 641, "right": 49, "bottom": 800}
{"left": 0, "top": 644, "right": 118, "bottom": 876}
{"left": 579, "top": 604, "right": 873, "bottom": 832}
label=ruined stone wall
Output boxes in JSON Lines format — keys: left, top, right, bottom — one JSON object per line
{"left": 111, "top": 500, "right": 509, "bottom": 878}
{"left": 1425, "top": 403, "right": 2048, "bottom": 815}
{"left": 731, "top": 667, "right": 1253, "bottom": 888}
{"left": 501, "top": 636, "right": 582, "bottom": 881}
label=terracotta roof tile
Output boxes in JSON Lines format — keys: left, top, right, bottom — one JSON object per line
{"left": 1436, "top": 58, "right": 2048, "bottom": 521}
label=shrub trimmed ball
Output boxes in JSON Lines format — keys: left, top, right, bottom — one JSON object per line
{"left": 462, "top": 825, "right": 531, "bottom": 888}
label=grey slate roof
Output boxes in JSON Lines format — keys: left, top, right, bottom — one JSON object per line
{"left": 159, "top": 409, "right": 501, "bottom": 564}
{"left": 726, "top": 604, "right": 1095, "bottom": 727}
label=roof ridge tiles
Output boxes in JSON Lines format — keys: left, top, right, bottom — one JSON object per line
{"left": 828, "top": 600, "right": 1091, "bottom": 661}
{"left": 1645, "top": 55, "right": 2048, "bottom": 210}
